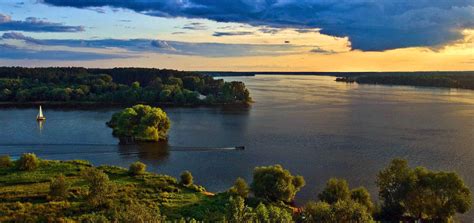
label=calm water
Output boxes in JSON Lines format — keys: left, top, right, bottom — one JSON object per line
{"left": 1, "top": 75, "right": 474, "bottom": 219}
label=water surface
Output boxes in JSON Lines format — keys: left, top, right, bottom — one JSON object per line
{"left": 1, "top": 75, "right": 474, "bottom": 219}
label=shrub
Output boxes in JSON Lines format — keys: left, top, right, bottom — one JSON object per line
{"left": 17, "top": 153, "right": 40, "bottom": 171}
{"left": 129, "top": 161, "right": 146, "bottom": 176}
{"left": 49, "top": 174, "right": 70, "bottom": 201}
{"left": 0, "top": 155, "right": 13, "bottom": 168}
{"left": 229, "top": 177, "right": 250, "bottom": 198}
{"left": 82, "top": 168, "right": 116, "bottom": 207}
{"left": 251, "top": 164, "right": 305, "bottom": 202}
{"left": 180, "top": 170, "right": 193, "bottom": 186}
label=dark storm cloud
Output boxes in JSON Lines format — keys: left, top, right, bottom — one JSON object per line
{"left": 0, "top": 14, "right": 85, "bottom": 32}
{"left": 41, "top": 0, "right": 474, "bottom": 51}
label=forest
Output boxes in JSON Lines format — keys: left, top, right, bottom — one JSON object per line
{"left": 0, "top": 154, "right": 471, "bottom": 222}
{"left": 0, "top": 67, "right": 251, "bottom": 106}
{"left": 335, "top": 72, "right": 474, "bottom": 90}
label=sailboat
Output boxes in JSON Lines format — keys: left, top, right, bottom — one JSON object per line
{"left": 36, "top": 106, "right": 46, "bottom": 121}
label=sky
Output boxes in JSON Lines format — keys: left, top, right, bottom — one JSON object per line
{"left": 0, "top": 0, "right": 473, "bottom": 71}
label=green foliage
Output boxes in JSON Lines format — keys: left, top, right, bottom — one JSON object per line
{"left": 113, "top": 199, "right": 163, "bottom": 222}
{"left": 107, "top": 104, "right": 171, "bottom": 142}
{"left": 303, "top": 200, "right": 373, "bottom": 223}
{"left": 48, "top": 174, "right": 70, "bottom": 201}
{"left": 251, "top": 164, "right": 305, "bottom": 202}
{"left": 229, "top": 177, "right": 250, "bottom": 198}
{"left": 227, "top": 196, "right": 254, "bottom": 223}
{"left": 335, "top": 72, "right": 474, "bottom": 90}
{"left": 351, "top": 187, "right": 374, "bottom": 213}
{"left": 318, "top": 178, "right": 350, "bottom": 204}
{"left": 82, "top": 168, "right": 116, "bottom": 207}
{"left": 0, "top": 155, "right": 13, "bottom": 168}
{"left": 180, "top": 171, "right": 193, "bottom": 186}
{"left": 129, "top": 161, "right": 147, "bottom": 176}
{"left": 17, "top": 153, "right": 40, "bottom": 171}
{"left": 0, "top": 67, "right": 251, "bottom": 105}
{"left": 377, "top": 158, "right": 472, "bottom": 221}
{"left": 254, "top": 203, "right": 269, "bottom": 222}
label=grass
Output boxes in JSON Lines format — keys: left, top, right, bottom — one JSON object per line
{"left": 0, "top": 157, "right": 228, "bottom": 222}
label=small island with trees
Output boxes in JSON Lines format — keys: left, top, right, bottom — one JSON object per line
{"left": 107, "top": 104, "right": 171, "bottom": 144}
{"left": 0, "top": 154, "right": 471, "bottom": 222}
{"left": 0, "top": 67, "right": 251, "bottom": 107}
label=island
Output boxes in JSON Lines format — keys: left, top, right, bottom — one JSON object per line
{"left": 0, "top": 154, "right": 471, "bottom": 222}
{"left": 0, "top": 67, "right": 251, "bottom": 107}
{"left": 107, "top": 104, "right": 171, "bottom": 144}
{"left": 335, "top": 71, "right": 474, "bottom": 90}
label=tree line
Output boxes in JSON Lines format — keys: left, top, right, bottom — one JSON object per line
{"left": 0, "top": 67, "right": 251, "bottom": 105}
{"left": 335, "top": 72, "right": 474, "bottom": 90}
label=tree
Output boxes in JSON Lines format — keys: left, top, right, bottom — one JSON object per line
{"left": 0, "top": 155, "right": 13, "bottom": 168}
{"left": 303, "top": 201, "right": 333, "bottom": 222}
{"left": 303, "top": 200, "right": 373, "bottom": 223}
{"left": 267, "top": 206, "right": 293, "bottom": 222}
{"left": 49, "top": 174, "right": 70, "bottom": 201}
{"left": 254, "top": 203, "right": 269, "bottom": 222}
{"left": 17, "top": 153, "right": 40, "bottom": 171}
{"left": 227, "top": 196, "right": 254, "bottom": 223}
{"left": 129, "top": 161, "right": 146, "bottom": 176}
{"left": 318, "top": 178, "right": 350, "bottom": 204}
{"left": 82, "top": 168, "right": 116, "bottom": 207}
{"left": 351, "top": 187, "right": 374, "bottom": 213}
{"left": 229, "top": 177, "right": 250, "bottom": 198}
{"left": 180, "top": 170, "right": 193, "bottom": 186}
{"left": 107, "top": 104, "right": 171, "bottom": 143}
{"left": 251, "top": 164, "right": 305, "bottom": 202}
{"left": 376, "top": 158, "right": 472, "bottom": 221}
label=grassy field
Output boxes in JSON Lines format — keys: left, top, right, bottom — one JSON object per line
{"left": 0, "top": 158, "right": 232, "bottom": 222}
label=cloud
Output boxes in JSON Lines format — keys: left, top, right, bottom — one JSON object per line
{"left": 42, "top": 0, "right": 474, "bottom": 51}
{"left": 0, "top": 33, "right": 302, "bottom": 57}
{"left": 0, "top": 43, "right": 127, "bottom": 60}
{"left": 213, "top": 31, "right": 254, "bottom": 37}
{"left": 181, "top": 22, "right": 207, "bottom": 30}
{"left": 0, "top": 14, "right": 84, "bottom": 32}
{"left": 310, "top": 47, "right": 337, "bottom": 55}
{"left": 150, "top": 40, "right": 177, "bottom": 51}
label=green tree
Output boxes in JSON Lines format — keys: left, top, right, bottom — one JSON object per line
{"left": 350, "top": 187, "right": 374, "bottom": 213}
{"left": 180, "top": 170, "right": 193, "bottom": 186}
{"left": 377, "top": 158, "right": 472, "bottom": 221}
{"left": 17, "top": 153, "right": 40, "bottom": 171}
{"left": 0, "top": 155, "right": 13, "bottom": 168}
{"left": 254, "top": 203, "right": 269, "bottom": 222}
{"left": 318, "top": 178, "right": 350, "bottom": 204}
{"left": 227, "top": 196, "right": 254, "bottom": 223}
{"left": 82, "top": 168, "right": 116, "bottom": 207}
{"left": 303, "top": 201, "right": 333, "bottom": 223}
{"left": 251, "top": 164, "right": 305, "bottom": 202}
{"left": 107, "top": 104, "right": 171, "bottom": 143}
{"left": 129, "top": 161, "right": 146, "bottom": 176}
{"left": 49, "top": 174, "right": 70, "bottom": 201}
{"left": 267, "top": 206, "right": 293, "bottom": 223}
{"left": 229, "top": 177, "right": 250, "bottom": 198}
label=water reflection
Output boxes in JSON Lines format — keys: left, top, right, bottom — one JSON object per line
{"left": 118, "top": 142, "right": 170, "bottom": 162}
{"left": 37, "top": 120, "right": 45, "bottom": 132}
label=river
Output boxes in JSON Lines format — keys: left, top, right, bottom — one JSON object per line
{"left": 1, "top": 75, "right": 473, "bottom": 219}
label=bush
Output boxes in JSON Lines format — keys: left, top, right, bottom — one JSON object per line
{"left": 129, "top": 161, "right": 146, "bottom": 176}
{"left": 251, "top": 164, "right": 305, "bottom": 202}
{"left": 17, "top": 153, "right": 40, "bottom": 171}
{"left": 82, "top": 168, "right": 116, "bottom": 207}
{"left": 49, "top": 174, "right": 70, "bottom": 201}
{"left": 229, "top": 177, "right": 250, "bottom": 198}
{"left": 0, "top": 155, "right": 13, "bottom": 168}
{"left": 180, "top": 171, "right": 193, "bottom": 186}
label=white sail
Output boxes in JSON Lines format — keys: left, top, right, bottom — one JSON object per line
{"left": 38, "top": 106, "right": 43, "bottom": 117}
